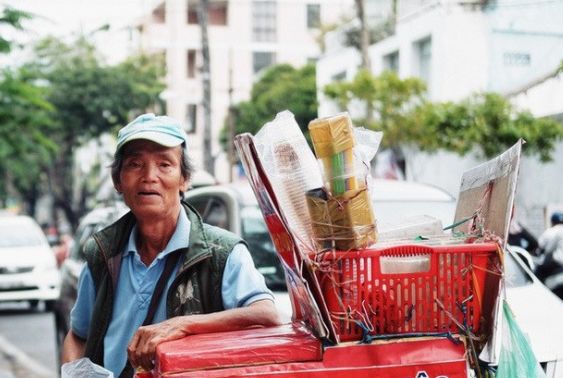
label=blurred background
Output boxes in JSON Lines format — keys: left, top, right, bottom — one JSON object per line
{"left": 0, "top": 0, "right": 562, "bottom": 376}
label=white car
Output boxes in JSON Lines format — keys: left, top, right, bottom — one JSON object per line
{"left": 505, "top": 246, "right": 563, "bottom": 377}
{"left": 0, "top": 214, "right": 60, "bottom": 310}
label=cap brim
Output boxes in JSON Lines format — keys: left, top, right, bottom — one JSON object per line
{"left": 120, "top": 131, "right": 184, "bottom": 149}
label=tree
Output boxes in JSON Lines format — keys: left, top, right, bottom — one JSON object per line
{"left": 0, "top": 68, "right": 55, "bottom": 212}
{"left": 324, "top": 69, "right": 426, "bottom": 147}
{"left": 221, "top": 64, "right": 318, "bottom": 146}
{"left": 324, "top": 70, "right": 563, "bottom": 162}
{"left": 0, "top": 6, "right": 32, "bottom": 53}
{"left": 22, "top": 36, "right": 165, "bottom": 230}
{"left": 416, "top": 93, "right": 563, "bottom": 162}
{"left": 198, "top": 0, "right": 214, "bottom": 175}
{"left": 0, "top": 6, "right": 55, "bottom": 213}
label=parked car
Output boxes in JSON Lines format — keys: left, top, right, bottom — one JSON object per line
{"left": 0, "top": 214, "right": 60, "bottom": 311}
{"left": 54, "top": 203, "right": 129, "bottom": 353}
{"left": 504, "top": 245, "right": 563, "bottom": 376}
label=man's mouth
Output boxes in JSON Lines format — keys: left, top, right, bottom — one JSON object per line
{"left": 138, "top": 191, "right": 160, "bottom": 196}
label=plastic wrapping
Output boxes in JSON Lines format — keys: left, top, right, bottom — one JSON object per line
{"left": 308, "top": 113, "right": 380, "bottom": 250}
{"left": 254, "top": 110, "right": 324, "bottom": 253}
{"left": 378, "top": 214, "right": 444, "bottom": 241}
{"left": 497, "top": 300, "right": 547, "bottom": 378}
{"left": 61, "top": 358, "right": 113, "bottom": 378}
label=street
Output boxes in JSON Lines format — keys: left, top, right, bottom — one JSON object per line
{"left": 0, "top": 302, "right": 58, "bottom": 378}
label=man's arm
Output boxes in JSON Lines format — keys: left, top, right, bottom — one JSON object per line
{"left": 62, "top": 330, "right": 87, "bottom": 363}
{"left": 127, "top": 299, "right": 280, "bottom": 371}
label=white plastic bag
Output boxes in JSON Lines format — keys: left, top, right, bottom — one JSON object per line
{"left": 61, "top": 358, "right": 114, "bottom": 378}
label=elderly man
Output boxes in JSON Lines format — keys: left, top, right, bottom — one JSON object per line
{"left": 62, "top": 114, "right": 280, "bottom": 377}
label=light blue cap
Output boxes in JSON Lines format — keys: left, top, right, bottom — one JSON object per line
{"left": 116, "top": 113, "right": 189, "bottom": 152}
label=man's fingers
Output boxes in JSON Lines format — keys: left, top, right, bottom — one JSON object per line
{"left": 128, "top": 327, "right": 162, "bottom": 371}
{"left": 127, "top": 328, "right": 145, "bottom": 368}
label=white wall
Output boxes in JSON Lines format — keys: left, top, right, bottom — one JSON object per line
{"left": 487, "top": 0, "right": 563, "bottom": 94}
{"left": 316, "top": 0, "right": 563, "bottom": 235}
{"left": 139, "top": 0, "right": 354, "bottom": 182}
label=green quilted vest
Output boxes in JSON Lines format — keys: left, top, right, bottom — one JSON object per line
{"left": 82, "top": 201, "right": 243, "bottom": 366}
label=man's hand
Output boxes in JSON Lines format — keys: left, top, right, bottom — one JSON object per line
{"left": 127, "top": 316, "right": 189, "bottom": 371}
{"left": 126, "top": 299, "right": 280, "bottom": 372}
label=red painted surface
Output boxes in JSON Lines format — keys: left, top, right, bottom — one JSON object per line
{"left": 155, "top": 323, "right": 322, "bottom": 374}
{"left": 148, "top": 325, "right": 467, "bottom": 377}
{"left": 317, "top": 242, "right": 501, "bottom": 341}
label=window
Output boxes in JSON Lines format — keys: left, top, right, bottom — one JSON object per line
{"left": 383, "top": 51, "right": 399, "bottom": 73}
{"left": 414, "top": 37, "right": 431, "bottom": 83}
{"left": 307, "top": 4, "right": 321, "bottom": 29}
{"left": 332, "top": 71, "right": 346, "bottom": 81}
{"left": 187, "top": 2, "right": 228, "bottom": 25}
{"left": 187, "top": 4, "right": 198, "bottom": 24}
{"left": 253, "top": 51, "right": 276, "bottom": 74}
{"left": 186, "top": 104, "right": 198, "bottom": 133}
{"left": 187, "top": 49, "right": 197, "bottom": 78}
{"left": 252, "top": 1, "right": 276, "bottom": 42}
{"left": 503, "top": 52, "right": 531, "bottom": 66}
{"left": 152, "top": 2, "right": 165, "bottom": 23}
{"left": 189, "top": 196, "right": 230, "bottom": 230}
{"left": 209, "top": 2, "right": 228, "bottom": 25}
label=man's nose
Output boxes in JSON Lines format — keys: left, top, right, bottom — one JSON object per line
{"left": 141, "top": 163, "right": 159, "bottom": 181}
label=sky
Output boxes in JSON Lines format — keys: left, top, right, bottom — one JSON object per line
{"left": 3, "top": 0, "right": 155, "bottom": 63}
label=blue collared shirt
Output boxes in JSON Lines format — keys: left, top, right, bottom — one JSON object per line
{"left": 70, "top": 207, "right": 274, "bottom": 376}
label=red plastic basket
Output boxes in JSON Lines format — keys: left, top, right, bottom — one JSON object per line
{"left": 315, "top": 242, "right": 502, "bottom": 342}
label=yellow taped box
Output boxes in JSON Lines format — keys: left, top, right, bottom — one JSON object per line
{"left": 329, "top": 188, "right": 377, "bottom": 250}
{"left": 308, "top": 113, "right": 355, "bottom": 158}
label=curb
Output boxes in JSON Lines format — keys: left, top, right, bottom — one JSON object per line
{"left": 0, "top": 335, "right": 53, "bottom": 378}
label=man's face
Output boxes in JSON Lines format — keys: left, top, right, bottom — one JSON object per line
{"left": 115, "top": 140, "right": 188, "bottom": 220}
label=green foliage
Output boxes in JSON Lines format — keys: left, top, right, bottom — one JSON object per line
{"left": 222, "top": 63, "right": 318, "bottom": 146}
{"left": 342, "top": 17, "right": 395, "bottom": 51}
{"left": 0, "top": 6, "right": 32, "bottom": 53}
{"left": 0, "top": 68, "right": 55, "bottom": 206}
{"left": 324, "top": 69, "right": 426, "bottom": 148}
{"left": 323, "top": 70, "right": 563, "bottom": 161}
{"left": 5, "top": 35, "right": 165, "bottom": 227}
{"left": 27, "top": 37, "right": 165, "bottom": 141}
{"left": 417, "top": 93, "right": 563, "bottom": 161}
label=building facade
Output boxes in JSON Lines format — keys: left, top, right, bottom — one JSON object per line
{"left": 135, "top": 0, "right": 354, "bottom": 182}
{"left": 316, "top": 0, "right": 563, "bottom": 235}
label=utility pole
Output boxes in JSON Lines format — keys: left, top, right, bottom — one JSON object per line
{"left": 354, "top": 0, "right": 373, "bottom": 125}
{"left": 198, "top": 0, "right": 214, "bottom": 175}
{"left": 355, "top": 0, "right": 371, "bottom": 70}
{"left": 227, "top": 49, "right": 235, "bottom": 182}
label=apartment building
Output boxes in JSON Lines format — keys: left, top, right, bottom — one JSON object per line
{"left": 316, "top": 0, "right": 563, "bottom": 235}
{"left": 135, "top": 0, "right": 354, "bottom": 181}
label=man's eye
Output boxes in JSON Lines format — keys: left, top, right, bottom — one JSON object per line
{"left": 160, "top": 162, "right": 172, "bottom": 168}
{"left": 126, "top": 161, "right": 142, "bottom": 168}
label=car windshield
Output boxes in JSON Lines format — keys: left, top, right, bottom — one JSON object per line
{"left": 240, "top": 205, "right": 286, "bottom": 289}
{"left": 504, "top": 251, "right": 533, "bottom": 288}
{"left": 0, "top": 224, "right": 44, "bottom": 248}
{"left": 241, "top": 206, "right": 276, "bottom": 255}
{"left": 374, "top": 200, "right": 456, "bottom": 228}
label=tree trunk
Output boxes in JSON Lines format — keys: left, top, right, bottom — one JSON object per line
{"left": 198, "top": 0, "right": 214, "bottom": 175}
{"left": 354, "top": 0, "right": 373, "bottom": 125}
{"left": 50, "top": 140, "right": 79, "bottom": 232}
{"left": 355, "top": 0, "right": 371, "bottom": 70}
